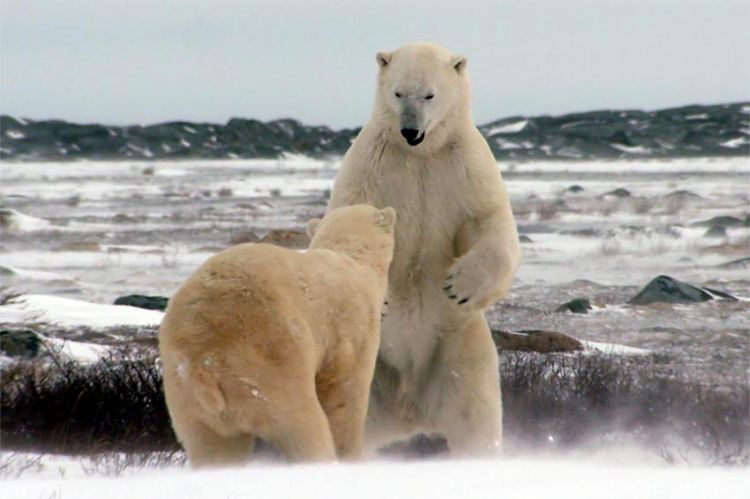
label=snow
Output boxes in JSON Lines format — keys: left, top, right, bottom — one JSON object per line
{"left": 610, "top": 143, "right": 651, "bottom": 154}
{"left": 0, "top": 294, "right": 164, "bottom": 328}
{"left": 5, "top": 129, "right": 25, "bottom": 139}
{"left": 0, "top": 208, "right": 51, "bottom": 231}
{"left": 582, "top": 340, "right": 650, "bottom": 356}
{"left": 719, "top": 136, "right": 749, "bottom": 149}
{"left": 503, "top": 157, "right": 750, "bottom": 174}
{"left": 487, "top": 120, "right": 528, "bottom": 135}
{"left": 43, "top": 336, "right": 110, "bottom": 363}
{"left": 2, "top": 457, "right": 747, "bottom": 499}
{"left": 0, "top": 264, "right": 74, "bottom": 283}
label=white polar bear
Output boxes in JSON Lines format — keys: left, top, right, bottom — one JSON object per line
{"left": 327, "top": 42, "right": 521, "bottom": 455}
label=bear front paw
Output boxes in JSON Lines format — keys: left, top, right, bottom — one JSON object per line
{"left": 442, "top": 259, "right": 489, "bottom": 309}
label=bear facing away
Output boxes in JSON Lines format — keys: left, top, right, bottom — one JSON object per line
{"left": 159, "top": 205, "right": 396, "bottom": 467}
{"left": 328, "top": 42, "right": 522, "bottom": 455}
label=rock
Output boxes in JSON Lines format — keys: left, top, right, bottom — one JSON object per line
{"left": 519, "top": 235, "right": 533, "bottom": 243}
{"left": 555, "top": 298, "right": 592, "bottom": 314}
{"left": 691, "top": 215, "right": 748, "bottom": 228}
{"left": 566, "top": 185, "right": 584, "bottom": 193}
{"left": 53, "top": 242, "right": 102, "bottom": 252}
{"left": 602, "top": 188, "right": 632, "bottom": 198}
{"left": 258, "top": 229, "right": 310, "bottom": 248}
{"left": 703, "top": 225, "right": 728, "bottom": 239}
{"left": 229, "top": 231, "right": 260, "bottom": 245}
{"left": 114, "top": 294, "right": 169, "bottom": 311}
{"left": 628, "top": 275, "right": 738, "bottom": 305}
{"left": 492, "top": 329, "right": 584, "bottom": 353}
{"left": 0, "top": 329, "right": 42, "bottom": 358}
{"left": 664, "top": 189, "right": 701, "bottom": 199}
{"left": 700, "top": 240, "right": 750, "bottom": 256}
{"left": 716, "top": 257, "right": 750, "bottom": 269}
{"left": 560, "top": 228, "right": 602, "bottom": 238}
{"left": 517, "top": 223, "right": 555, "bottom": 234}
{"left": 112, "top": 213, "right": 143, "bottom": 224}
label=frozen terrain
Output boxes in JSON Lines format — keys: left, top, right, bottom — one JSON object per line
{"left": 1, "top": 156, "right": 749, "bottom": 489}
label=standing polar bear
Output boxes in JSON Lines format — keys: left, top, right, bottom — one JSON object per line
{"left": 159, "top": 205, "right": 396, "bottom": 466}
{"left": 328, "top": 42, "right": 521, "bottom": 455}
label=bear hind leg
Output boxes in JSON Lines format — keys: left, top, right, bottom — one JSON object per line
{"left": 265, "top": 388, "right": 337, "bottom": 462}
{"left": 174, "top": 417, "right": 255, "bottom": 468}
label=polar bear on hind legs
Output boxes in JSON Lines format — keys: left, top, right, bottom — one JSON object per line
{"left": 159, "top": 205, "right": 396, "bottom": 467}
{"left": 328, "top": 42, "right": 521, "bottom": 456}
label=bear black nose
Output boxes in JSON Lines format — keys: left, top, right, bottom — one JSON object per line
{"left": 400, "top": 128, "right": 424, "bottom": 146}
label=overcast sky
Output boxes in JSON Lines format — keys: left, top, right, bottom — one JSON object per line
{"left": 1, "top": 0, "right": 749, "bottom": 127}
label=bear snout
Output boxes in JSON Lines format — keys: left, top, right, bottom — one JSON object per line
{"left": 400, "top": 128, "right": 424, "bottom": 146}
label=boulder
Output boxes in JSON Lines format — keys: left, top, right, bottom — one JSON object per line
{"left": 628, "top": 275, "right": 737, "bottom": 305}
{"left": 492, "top": 329, "right": 583, "bottom": 353}
{"left": 114, "top": 294, "right": 169, "bottom": 311}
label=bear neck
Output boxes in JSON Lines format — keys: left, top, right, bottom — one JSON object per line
{"left": 310, "top": 237, "right": 391, "bottom": 284}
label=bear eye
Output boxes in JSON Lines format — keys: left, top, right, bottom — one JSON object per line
{"left": 425, "top": 94, "right": 434, "bottom": 100}
{"left": 394, "top": 92, "right": 402, "bottom": 98}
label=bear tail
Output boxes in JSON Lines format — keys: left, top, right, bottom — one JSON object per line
{"left": 177, "top": 355, "right": 227, "bottom": 415}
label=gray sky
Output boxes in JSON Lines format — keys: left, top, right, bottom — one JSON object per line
{"left": 1, "top": 0, "right": 749, "bottom": 127}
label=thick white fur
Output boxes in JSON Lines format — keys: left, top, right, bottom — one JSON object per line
{"left": 327, "top": 42, "right": 521, "bottom": 455}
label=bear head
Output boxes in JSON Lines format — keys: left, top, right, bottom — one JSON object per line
{"left": 307, "top": 205, "right": 397, "bottom": 276}
{"left": 373, "top": 42, "right": 470, "bottom": 154}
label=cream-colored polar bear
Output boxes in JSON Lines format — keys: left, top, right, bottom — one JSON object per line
{"left": 159, "top": 205, "right": 396, "bottom": 467}
{"left": 328, "top": 42, "right": 521, "bottom": 455}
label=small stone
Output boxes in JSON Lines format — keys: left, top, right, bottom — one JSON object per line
{"left": 602, "top": 188, "right": 632, "bottom": 198}
{"left": 114, "top": 294, "right": 169, "bottom": 311}
{"left": 230, "top": 231, "right": 260, "bottom": 245}
{"left": 555, "top": 298, "right": 592, "bottom": 314}
{"left": 258, "top": 229, "right": 310, "bottom": 248}
{"left": 703, "top": 225, "right": 727, "bottom": 239}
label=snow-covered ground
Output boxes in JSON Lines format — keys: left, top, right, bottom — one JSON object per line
{"left": 3, "top": 455, "right": 748, "bottom": 498}
{"left": 1, "top": 156, "right": 748, "bottom": 486}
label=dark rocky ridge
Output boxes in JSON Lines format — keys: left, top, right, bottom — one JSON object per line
{"left": 1, "top": 102, "right": 747, "bottom": 161}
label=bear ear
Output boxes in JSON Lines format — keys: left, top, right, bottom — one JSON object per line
{"left": 376, "top": 51, "right": 392, "bottom": 69}
{"left": 306, "top": 218, "right": 322, "bottom": 238}
{"left": 450, "top": 54, "right": 467, "bottom": 74}
{"left": 374, "top": 207, "right": 397, "bottom": 231}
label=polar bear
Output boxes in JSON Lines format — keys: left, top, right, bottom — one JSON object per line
{"left": 159, "top": 205, "right": 396, "bottom": 467}
{"left": 327, "top": 42, "right": 521, "bottom": 455}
